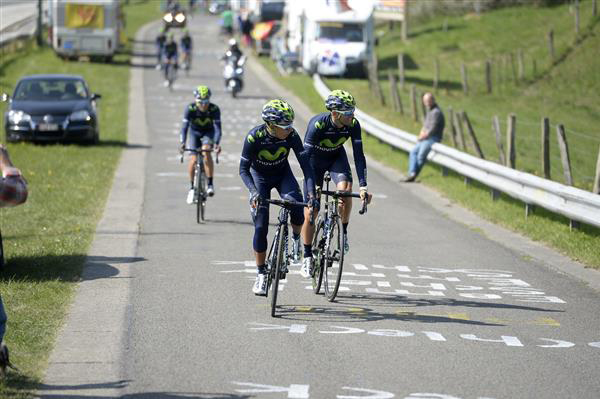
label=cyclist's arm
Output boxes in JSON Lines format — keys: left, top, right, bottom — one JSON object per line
{"left": 350, "top": 118, "right": 368, "bottom": 188}
{"left": 179, "top": 106, "right": 191, "bottom": 145}
{"left": 291, "top": 132, "right": 316, "bottom": 196}
{"left": 239, "top": 136, "right": 257, "bottom": 194}
{"left": 212, "top": 107, "right": 222, "bottom": 145}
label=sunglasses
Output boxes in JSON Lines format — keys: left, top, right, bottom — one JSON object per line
{"left": 196, "top": 99, "right": 210, "bottom": 105}
{"left": 273, "top": 123, "right": 293, "bottom": 130}
{"left": 336, "top": 109, "right": 355, "bottom": 116}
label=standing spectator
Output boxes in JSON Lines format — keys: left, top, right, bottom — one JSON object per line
{"left": 220, "top": 6, "right": 234, "bottom": 36}
{"left": 403, "top": 92, "right": 445, "bottom": 182}
{"left": 0, "top": 144, "right": 28, "bottom": 377}
{"left": 240, "top": 11, "right": 254, "bottom": 48}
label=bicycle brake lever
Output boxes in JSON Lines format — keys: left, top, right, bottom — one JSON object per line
{"left": 359, "top": 199, "right": 367, "bottom": 215}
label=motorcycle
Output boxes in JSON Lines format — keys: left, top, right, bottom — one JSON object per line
{"left": 222, "top": 54, "right": 245, "bottom": 98}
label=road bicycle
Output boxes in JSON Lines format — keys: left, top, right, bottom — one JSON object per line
{"left": 261, "top": 197, "right": 312, "bottom": 317}
{"left": 311, "top": 172, "right": 367, "bottom": 301}
{"left": 180, "top": 148, "right": 218, "bottom": 223}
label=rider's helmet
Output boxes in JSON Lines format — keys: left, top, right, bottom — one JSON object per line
{"left": 193, "top": 85, "right": 211, "bottom": 101}
{"left": 228, "top": 38, "right": 238, "bottom": 48}
{"left": 261, "top": 99, "right": 295, "bottom": 126}
{"left": 182, "top": 28, "right": 190, "bottom": 37}
{"left": 166, "top": 32, "right": 175, "bottom": 42}
{"left": 325, "top": 89, "right": 356, "bottom": 112}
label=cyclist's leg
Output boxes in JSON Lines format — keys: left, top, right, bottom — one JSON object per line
{"left": 200, "top": 134, "right": 215, "bottom": 179}
{"left": 278, "top": 166, "right": 304, "bottom": 264}
{"left": 301, "top": 160, "right": 327, "bottom": 252}
{"left": 250, "top": 170, "right": 273, "bottom": 270}
{"left": 188, "top": 133, "right": 201, "bottom": 186}
{"left": 330, "top": 150, "right": 353, "bottom": 225}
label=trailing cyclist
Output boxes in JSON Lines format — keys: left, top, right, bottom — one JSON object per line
{"left": 155, "top": 26, "right": 167, "bottom": 69}
{"left": 162, "top": 33, "right": 179, "bottom": 87}
{"left": 180, "top": 86, "right": 222, "bottom": 203}
{"left": 300, "top": 89, "right": 372, "bottom": 278}
{"left": 180, "top": 29, "right": 193, "bottom": 70}
{"left": 239, "top": 99, "right": 317, "bottom": 296}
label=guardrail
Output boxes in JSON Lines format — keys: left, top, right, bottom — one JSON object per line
{"left": 313, "top": 74, "right": 600, "bottom": 229}
{"left": 0, "top": 14, "right": 37, "bottom": 48}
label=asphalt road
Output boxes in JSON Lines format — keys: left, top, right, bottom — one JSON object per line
{"left": 42, "top": 12, "right": 600, "bottom": 399}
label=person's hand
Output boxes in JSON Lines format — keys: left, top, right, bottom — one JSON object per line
{"left": 249, "top": 192, "right": 261, "bottom": 209}
{"left": 179, "top": 143, "right": 185, "bottom": 154}
{"left": 359, "top": 186, "right": 372, "bottom": 205}
{"left": 307, "top": 196, "right": 319, "bottom": 212}
{"left": 215, "top": 144, "right": 222, "bottom": 154}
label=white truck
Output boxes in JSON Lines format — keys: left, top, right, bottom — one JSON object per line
{"left": 50, "top": 0, "right": 123, "bottom": 61}
{"left": 285, "top": 0, "right": 375, "bottom": 77}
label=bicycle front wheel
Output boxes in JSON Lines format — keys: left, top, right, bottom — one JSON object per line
{"left": 311, "top": 216, "right": 325, "bottom": 294}
{"left": 323, "top": 216, "right": 344, "bottom": 301}
{"left": 196, "top": 165, "right": 206, "bottom": 223}
{"left": 271, "top": 224, "right": 287, "bottom": 317}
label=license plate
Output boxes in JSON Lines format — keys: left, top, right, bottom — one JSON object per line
{"left": 39, "top": 123, "right": 58, "bottom": 131}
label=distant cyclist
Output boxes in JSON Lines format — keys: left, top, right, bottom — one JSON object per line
{"left": 300, "top": 89, "right": 371, "bottom": 278}
{"left": 239, "top": 99, "right": 317, "bottom": 296}
{"left": 162, "top": 32, "right": 179, "bottom": 86}
{"left": 179, "top": 86, "right": 222, "bottom": 202}
{"left": 180, "top": 28, "right": 193, "bottom": 70}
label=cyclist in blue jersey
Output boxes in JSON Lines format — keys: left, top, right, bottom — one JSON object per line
{"left": 180, "top": 29, "right": 193, "bottom": 70}
{"left": 155, "top": 26, "right": 167, "bottom": 69}
{"left": 239, "top": 99, "right": 317, "bottom": 296}
{"left": 180, "top": 85, "right": 222, "bottom": 203}
{"left": 300, "top": 89, "right": 372, "bottom": 278}
{"left": 162, "top": 33, "right": 179, "bottom": 86}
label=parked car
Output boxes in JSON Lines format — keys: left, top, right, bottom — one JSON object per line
{"left": 2, "top": 74, "right": 101, "bottom": 144}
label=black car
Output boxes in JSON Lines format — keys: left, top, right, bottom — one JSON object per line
{"left": 2, "top": 74, "right": 101, "bottom": 144}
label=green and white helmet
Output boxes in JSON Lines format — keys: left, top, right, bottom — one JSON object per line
{"left": 261, "top": 99, "right": 295, "bottom": 125}
{"left": 325, "top": 89, "right": 356, "bottom": 111}
{"left": 193, "top": 85, "right": 211, "bottom": 101}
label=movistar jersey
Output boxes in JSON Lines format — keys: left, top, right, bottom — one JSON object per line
{"left": 304, "top": 112, "right": 367, "bottom": 187}
{"left": 180, "top": 103, "right": 222, "bottom": 144}
{"left": 239, "top": 124, "right": 315, "bottom": 195}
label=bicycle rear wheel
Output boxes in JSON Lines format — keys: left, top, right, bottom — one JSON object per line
{"left": 311, "top": 216, "right": 325, "bottom": 294}
{"left": 270, "top": 224, "right": 286, "bottom": 317}
{"left": 323, "top": 216, "right": 344, "bottom": 301}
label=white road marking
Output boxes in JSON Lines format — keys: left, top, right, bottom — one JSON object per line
{"left": 338, "top": 387, "right": 395, "bottom": 399}
{"left": 232, "top": 382, "right": 310, "bottom": 399}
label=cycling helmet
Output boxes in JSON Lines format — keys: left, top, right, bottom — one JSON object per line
{"left": 193, "top": 85, "right": 211, "bottom": 100}
{"left": 325, "top": 89, "right": 356, "bottom": 111}
{"left": 261, "top": 99, "right": 295, "bottom": 125}
{"left": 228, "top": 38, "right": 237, "bottom": 47}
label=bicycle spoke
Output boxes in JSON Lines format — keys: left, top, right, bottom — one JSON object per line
{"left": 324, "top": 217, "right": 344, "bottom": 301}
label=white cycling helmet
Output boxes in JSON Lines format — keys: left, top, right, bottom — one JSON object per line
{"left": 228, "top": 38, "right": 237, "bottom": 46}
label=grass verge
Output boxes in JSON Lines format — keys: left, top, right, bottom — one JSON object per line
{"left": 256, "top": 47, "right": 600, "bottom": 269}
{"left": 0, "top": 1, "right": 158, "bottom": 396}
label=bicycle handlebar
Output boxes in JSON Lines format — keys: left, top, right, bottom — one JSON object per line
{"left": 320, "top": 189, "right": 368, "bottom": 215}
{"left": 179, "top": 147, "right": 219, "bottom": 164}
{"left": 261, "top": 198, "right": 315, "bottom": 224}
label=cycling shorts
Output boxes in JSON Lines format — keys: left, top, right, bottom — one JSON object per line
{"left": 303, "top": 150, "right": 352, "bottom": 201}
{"left": 188, "top": 130, "right": 215, "bottom": 149}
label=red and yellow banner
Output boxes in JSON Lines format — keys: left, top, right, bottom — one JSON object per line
{"left": 66, "top": 4, "right": 104, "bottom": 29}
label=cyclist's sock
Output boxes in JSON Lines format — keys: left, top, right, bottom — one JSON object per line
{"left": 292, "top": 232, "right": 300, "bottom": 241}
{"left": 304, "top": 244, "right": 312, "bottom": 258}
{"left": 342, "top": 223, "right": 348, "bottom": 234}
{"left": 208, "top": 177, "right": 214, "bottom": 186}
{"left": 190, "top": 180, "right": 194, "bottom": 189}
{"left": 257, "top": 264, "right": 267, "bottom": 275}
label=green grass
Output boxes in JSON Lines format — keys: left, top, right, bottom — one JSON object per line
{"left": 0, "top": 1, "right": 158, "bottom": 396}
{"left": 254, "top": 1, "right": 600, "bottom": 269}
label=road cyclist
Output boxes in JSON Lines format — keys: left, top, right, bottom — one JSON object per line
{"left": 162, "top": 32, "right": 179, "bottom": 88}
{"left": 300, "top": 89, "right": 372, "bottom": 279}
{"left": 239, "top": 99, "right": 318, "bottom": 296}
{"left": 180, "top": 28, "right": 193, "bottom": 73}
{"left": 179, "top": 85, "right": 222, "bottom": 204}
{"left": 155, "top": 26, "right": 167, "bottom": 69}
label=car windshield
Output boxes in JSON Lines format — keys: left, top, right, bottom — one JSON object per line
{"left": 13, "top": 79, "right": 89, "bottom": 101}
{"left": 318, "top": 22, "right": 363, "bottom": 42}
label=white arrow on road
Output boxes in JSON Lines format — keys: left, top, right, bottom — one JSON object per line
{"left": 337, "top": 387, "right": 395, "bottom": 399}
{"left": 248, "top": 322, "right": 307, "bottom": 334}
{"left": 319, "top": 326, "right": 365, "bottom": 334}
{"left": 232, "top": 382, "right": 310, "bottom": 398}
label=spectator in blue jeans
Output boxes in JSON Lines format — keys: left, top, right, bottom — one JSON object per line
{"left": 404, "top": 92, "right": 445, "bottom": 182}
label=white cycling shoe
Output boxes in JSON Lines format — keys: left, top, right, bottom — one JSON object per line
{"left": 300, "top": 257, "right": 313, "bottom": 278}
{"left": 291, "top": 237, "right": 301, "bottom": 263}
{"left": 186, "top": 188, "right": 195, "bottom": 205}
{"left": 207, "top": 185, "right": 215, "bottom": 197}
{"left": 252, "top": 273, "right": 268, "bottom": 296}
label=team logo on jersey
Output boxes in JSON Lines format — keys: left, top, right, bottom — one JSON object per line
{"left": 193, "top": 117, "right": 212, "bottom": 126}
{"left": 258, "top": 147, "right": 288, "bottom": 161}
{"left": 315, "top": 120, "right": 325, "bottom": 129}
{"left": 319, "top": 137, "right": 347, "bottom": 148}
